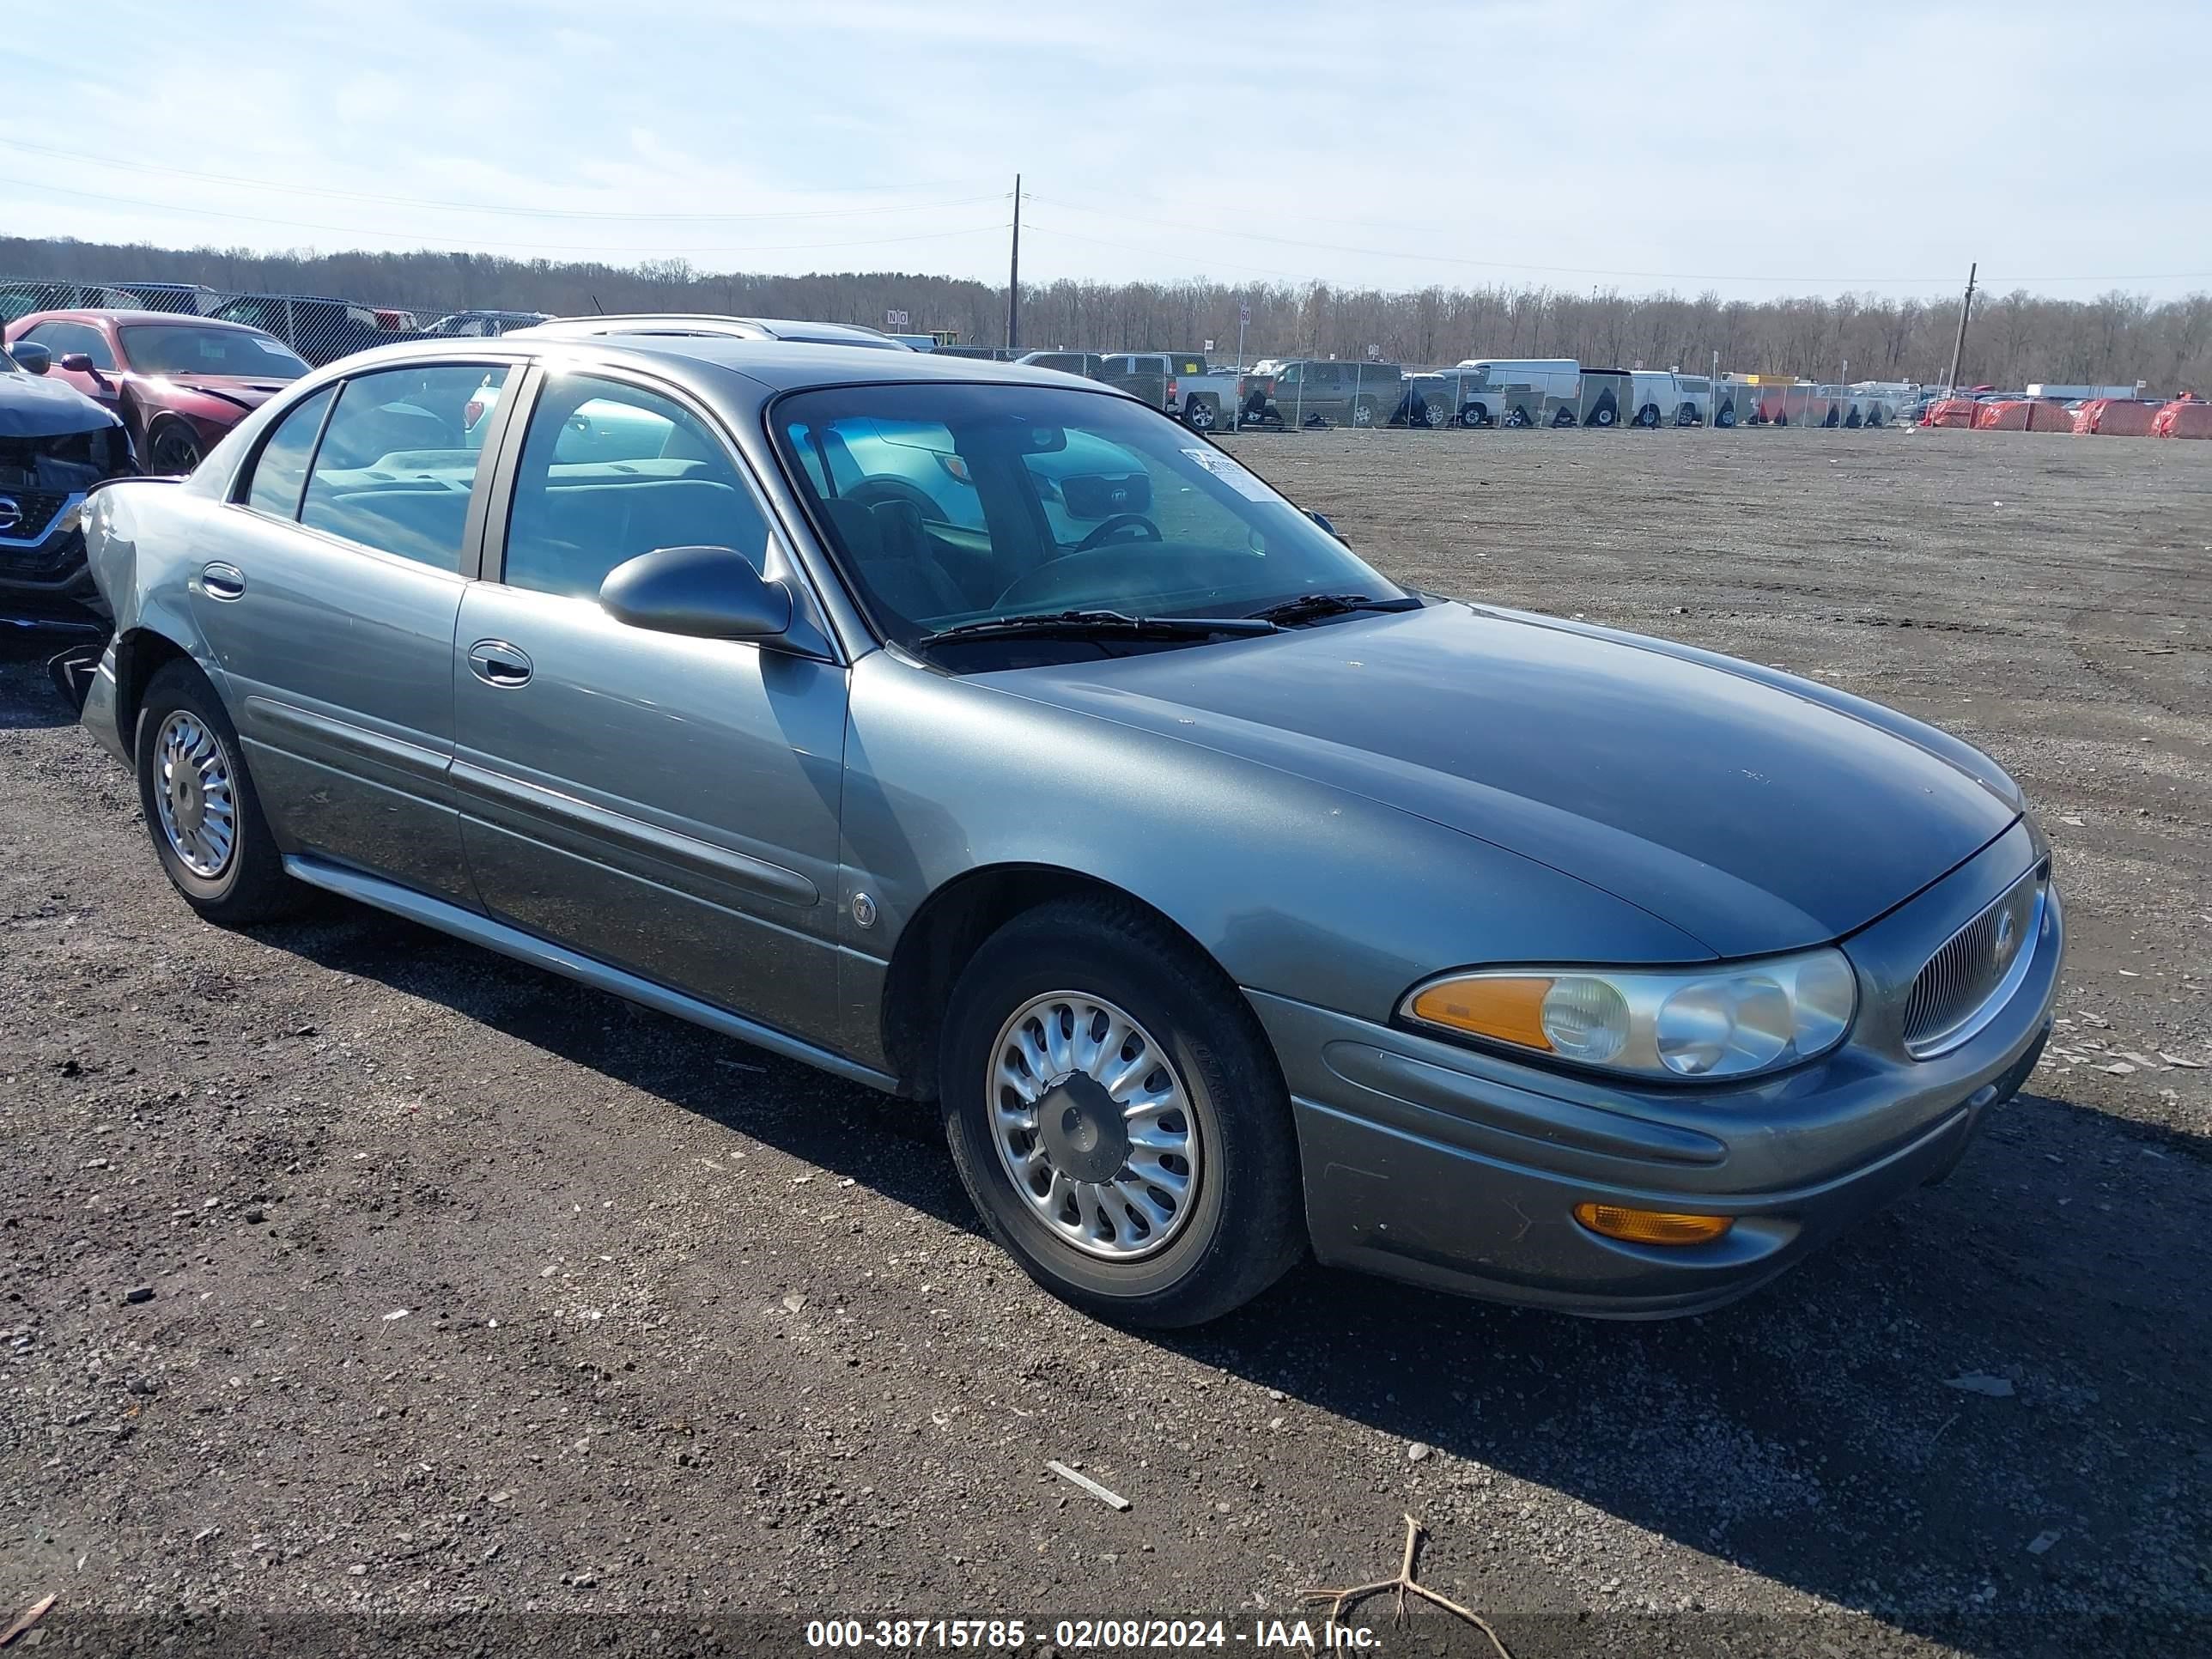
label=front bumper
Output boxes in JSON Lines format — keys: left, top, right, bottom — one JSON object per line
{"left": 0, "top": 491, "right": 106, "bottom": 631}
{"left": 1250, "top": 823, "right": 2063, "bottom": 1317}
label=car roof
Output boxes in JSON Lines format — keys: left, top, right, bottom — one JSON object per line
{"left": 514, "top": 313, "right": 912, "bottom": 349}
{"left": 295, "top": 335, "right": 1121, "bottom": 404}
{"left": 9, "top": 308, "right": 272, "bottom": 330}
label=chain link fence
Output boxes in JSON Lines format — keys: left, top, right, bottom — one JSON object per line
{"left": 0, "top": 276, "right": 544, "bottom": 367}
{"left": 3, "top": 273, "right": 1917, "bottom": 432}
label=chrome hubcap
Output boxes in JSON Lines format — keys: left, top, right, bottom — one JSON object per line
{"left": 988, "top": 991, "right": 1200, "bottom": 1261}
{"left": 153, "top": 711, "right": 236, "bottom": 878}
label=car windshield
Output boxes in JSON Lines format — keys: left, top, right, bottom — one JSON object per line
{"left": 774, "top": 382, "right": 1401, "bottom": 650}
{"left": 120, "top": 325, "right": 310, "bottom": 379}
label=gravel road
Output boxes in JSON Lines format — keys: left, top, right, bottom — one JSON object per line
{"left": 2, "top": 426, "right": 2207, "bottom": 1657}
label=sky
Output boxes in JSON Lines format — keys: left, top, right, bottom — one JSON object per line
{"left": 6, "top": 0, "right": 2209, "bottom": 303}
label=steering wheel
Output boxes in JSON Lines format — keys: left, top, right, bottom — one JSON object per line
{"left": 1074, "top": 513, "right": 1162, "bottom": 552}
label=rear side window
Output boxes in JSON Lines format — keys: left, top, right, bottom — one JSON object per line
{"left": 501, "top": 374, "right": 771, "bottom": 600}
{"left": 243, "top": 386, "right": 335, "bottom": 519}
{"left": 298, "top": 365, "right": 509, "bottom": 571}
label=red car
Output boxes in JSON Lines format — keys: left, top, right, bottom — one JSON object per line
{"left": 2, "top": 309, "right": 310, "bottom": 474}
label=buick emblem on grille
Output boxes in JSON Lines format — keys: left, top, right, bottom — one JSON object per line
{"left": 0, "top": 497, "right": 20, "bottom": 533}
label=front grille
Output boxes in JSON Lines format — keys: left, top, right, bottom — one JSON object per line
{"left": 0, "top": 490, "right": 68, "bottom": 543}
{"left": 1902, "top": 866, "right": 2045, "bottom": 1057}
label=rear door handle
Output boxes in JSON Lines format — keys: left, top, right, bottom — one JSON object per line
{"left": 467, "top": 639, "right": 532, "bottom": 687}
{"left": 201, "top": 562, "right": 246, "bottom": 601}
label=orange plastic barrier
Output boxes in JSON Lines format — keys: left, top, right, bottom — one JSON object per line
{"left": 1921, "top": 398, "right": 1978, "bottom": 428}
{"left": 2150, "top": 398, "right": 2212, "bottom": 438}
{"left": 2072, "top": 398, "right": 2157, "bottom": 436}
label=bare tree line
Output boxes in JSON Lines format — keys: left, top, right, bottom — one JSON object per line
{"left": 8, "top": 235, "right": 2209, "bottom": 392}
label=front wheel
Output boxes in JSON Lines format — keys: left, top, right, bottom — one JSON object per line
{"left": 1502, "top": 405, "right": 1530, "bottom": 428}
{"left": 1350, "top": 399, "right": 1376, "bottom": 428}
{"left": 939, "top": 898, "right": 1304, "bottom": 1328}
{"left": 1636, "top": 404, "right": 1661, "bottom": 428}
{"left": 135, "top": 660, "right": 307, "bottom": 925}
{"left": 146, "top": 419, "right": 204, "bottom": 476}
{"left": 1716, "top": 404, "right": 1738, "bottom": 428}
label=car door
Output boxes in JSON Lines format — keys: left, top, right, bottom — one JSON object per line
{"left": 189, "top": 361, "right": 518, "bottom": 906}
{"left": 451, "top": 366, "right": 849, "bottom": 1050}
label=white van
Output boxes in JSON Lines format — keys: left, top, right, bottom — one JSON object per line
{"left": 1451, "top": 358, "right": 1581, "bottom": 428}
{"left": 1630, "top": 371, "right": 1711, "bottom": 428}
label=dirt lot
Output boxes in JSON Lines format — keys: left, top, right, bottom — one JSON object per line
{"left": 3, "top": 427, "right": 2208, "bottom": 1657}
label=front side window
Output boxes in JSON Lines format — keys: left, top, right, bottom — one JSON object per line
{"left": 121, "top": 325, "right": 308, "bottom": 380}
{"left": 773, "top": 382, "right": 1402, "bottom": 653}
{"left": 244, "top": 386, "right": 336, "bottom": 519}
{"left": 501, "top": 374, "right": 771, "bottom": 600}
{"left": 298, "top": 365, "right": 510, "bottom": 570}
{"left": 24, "top": 320, "right": 116, "bottom": 370}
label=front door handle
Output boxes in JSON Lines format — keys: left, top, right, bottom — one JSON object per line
{"left": 467, "top": 639, "right": 532, "bottom": 688}
{"left": 201, "top": 562, "right": 246, "bottom": 601}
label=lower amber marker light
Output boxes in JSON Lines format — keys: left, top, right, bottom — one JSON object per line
{"left": 1573, "top": 1202, "right": 1734, "bottom": 1246}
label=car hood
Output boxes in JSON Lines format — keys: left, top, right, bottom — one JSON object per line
{"left": 131, "top": 374, "right": 290, "bottom": 418}
{"left": 980, "top": 601, "right": 2021, "bottom": 957}
{"left": 0, "top": 373, "right": 125, "bottom": 438}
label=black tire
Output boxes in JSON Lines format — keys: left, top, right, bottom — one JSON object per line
{"left": 145, "top": 418, "right": 204, "bottom": 476}
{"left": 1636, "top": 404, "right": 1661, "bottom": 428}
{"left": 938, "top": 897, "right": 1304, "bottom": 1328}
{"left": 1502, "top": 405, "right": 1530, "bottom": 428}
{"left": 135, "top": 659, "right": 306, "bottom": 925}
{"left": 1184, "top": 397, "right": 1218, "bottom": 433}
{"left": 1716, "top": 404, "right": 1738, "bottom": 428}
{"left": 1676, "top": 404, "right": 1699, "bottom": 427}
{"left": 1351, "top": 398, "right": 1377, "bottom": 428}
{"left": 1462, "top": 402, "right": 1489, "bottom": 428}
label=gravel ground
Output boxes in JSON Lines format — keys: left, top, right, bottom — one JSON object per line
{"left": 2, "top": 426, "right": 2208, "bottom": 1657}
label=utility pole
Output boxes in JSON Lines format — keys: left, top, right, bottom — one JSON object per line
{"left": 1942, "top": 262, "right": 1977, "bottom": 395}
{"left": 1006, "top": 173, "right": 1021, "bottom": 353}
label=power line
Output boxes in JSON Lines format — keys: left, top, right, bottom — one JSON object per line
{"left": 0, "top": 136, "right": 995, "bottom": 221}
{"left": 0, "top": 175, "right": 1010, "bottom": 258}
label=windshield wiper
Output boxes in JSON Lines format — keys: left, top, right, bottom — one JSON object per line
{"left": 917, "top": 609, "right": 1280, "bottom": 647}
{"left": 1245, "top": 592, "right": 1419, "bottom": 625}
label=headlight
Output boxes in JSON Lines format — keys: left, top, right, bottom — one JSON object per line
{"left": 1401, "top": 949, "right": 1858, "bottom": 1081}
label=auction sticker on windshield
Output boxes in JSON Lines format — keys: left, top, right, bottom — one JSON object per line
{"left": 1181, "top": 447, "right": 1273, "bottom": 502}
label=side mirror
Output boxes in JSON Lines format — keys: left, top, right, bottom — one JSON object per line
{"left": 599, "top": 544, "right": 793, "bottom": 640}
{"left": 58, "top": 352, "right": 96, "bottom": 374}
{"left": 9, "top": 341, "right": 51, "bottom": 374}
{"left": 1306, "top": 508, "right": 1348, "bottom": 544}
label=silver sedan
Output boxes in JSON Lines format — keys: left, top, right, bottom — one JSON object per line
{"left": 76, "top": 336, "right": 2060, "bottom": 1327}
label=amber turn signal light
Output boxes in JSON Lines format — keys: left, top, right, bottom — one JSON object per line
{"left": 1573, "top": 1202, "right": 1734, "bottom": 1246}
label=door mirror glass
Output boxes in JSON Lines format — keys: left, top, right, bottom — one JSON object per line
{"left": 600, "top": 544, "right": 793, "bottom": 640}
{"left": 9, "top": 341, "right": 50, "bottom": 374}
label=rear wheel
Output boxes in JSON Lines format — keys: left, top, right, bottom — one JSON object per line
{"left": 1636, "top": 404, "right": 1662, "bottom": 428}
{"left": 1716, "top": 404, "right": 1738, "bottom": 428}
{"left": 1462, "top": 402, "right": 1489, "bottom": 428}
{"left": 939, "top": 897, "right": 1304, "bottom": 1328}
{"left": 1502, "top": 405, "right": 1530, "bottom": 428}
{"left": 135, "top": 660, "right": 306, "bottom": 925}
{"left": 1350, "top": 398, "right": 1377, "bottom": 428}
{"left": 1184, "top": 397, "right": 1217, "bottom": 432}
